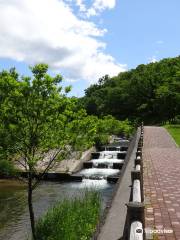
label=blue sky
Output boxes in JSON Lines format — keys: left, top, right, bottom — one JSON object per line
{"left": 0, "top": 0, "right": 179, "bottom": 96}
{"left": 101, "top": 0, "right": 180, "bottom": 67}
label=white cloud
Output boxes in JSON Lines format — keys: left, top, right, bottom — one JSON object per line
{"left": 75, "top": 0, "right": 86, "bottom": 12}
{"left": 91, "top": 0, "right": 116, "bottom": 13}
{"left": 66, "top": 0, "right": 116, "bottom": 17}
{"left": 0, "top": 0, "right": 125, "bottom": 83}
{"left": 86, "top": 0, "right": 116, "bottom": 17}
{"left": 148, "top": 56, "right": 158, "bottom": 63}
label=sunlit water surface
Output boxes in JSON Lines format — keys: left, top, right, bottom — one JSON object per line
{"left": 0, "top": 179, "right": 115, "bottom": 240}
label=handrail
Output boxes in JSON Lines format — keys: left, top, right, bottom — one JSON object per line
{"left": 128, "top": 123, "right": 144, "bottom": 240}
{"left": 135, "top": 164, "right": 141, "bottom": 171}
{"left": 132, "top": 179, "right": 141, "bottom": 202}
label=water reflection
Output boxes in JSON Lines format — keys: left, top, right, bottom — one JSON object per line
{"left": 0, "top": 180, "right": 114, "bottom": 240}
{"left": 0, "top": 180, "right": 26, "bottom": 229}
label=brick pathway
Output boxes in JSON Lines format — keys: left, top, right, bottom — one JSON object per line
{"left": 143, "top": 127, "right": 180, "bottom": 240}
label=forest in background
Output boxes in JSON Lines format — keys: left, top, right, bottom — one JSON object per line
{"left": 81, "top": 56, "right": 180, "bottom": 124}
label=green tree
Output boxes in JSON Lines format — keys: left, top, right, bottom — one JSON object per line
{"left": 0, "top": 64, "right": 96, "bottom": 239}
{"left": 0, "top": 64, "right": 133, "bottom": 239}
{"left": 81, "top": 56, "right": 180, "bottom": 124}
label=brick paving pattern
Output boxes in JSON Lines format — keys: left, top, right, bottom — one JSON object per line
{"left": 143, "top": 127, "right": 180, "bottom": 240}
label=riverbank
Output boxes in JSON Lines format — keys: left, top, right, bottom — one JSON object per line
{"left": 0, "top": 179, "right": 25, "bottom": 188}
{"left": 0, "top": 139, "right": 125, "bottom": 239}
{"left": 11, "top": 146, "right": 96, "bottom": 177}
{"left": 51, "top": 146, "right": 96, "bottom": 173}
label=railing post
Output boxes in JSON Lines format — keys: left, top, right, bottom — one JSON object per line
{"left": 125, "top": 125, "right": 145, "bottom": 240}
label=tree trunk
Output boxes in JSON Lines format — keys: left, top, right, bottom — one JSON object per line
{"left": 28, "top": 173, "right": 37, "bottom": 240}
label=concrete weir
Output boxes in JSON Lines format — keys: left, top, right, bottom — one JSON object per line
{"left": 19, "top": 140, "right": 128, "bottom": 183}
{"left": 19, "top": 171, "right": 83, "bottom": 181}
{"left": 94, "top": 130, "right": 140, "bottom": 240}
{"left": 18, "top": 136, "right": 133, "bottom": 240}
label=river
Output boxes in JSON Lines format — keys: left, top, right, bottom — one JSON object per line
{"left": 0, "top": 179, "right": 115, "bottom": 240}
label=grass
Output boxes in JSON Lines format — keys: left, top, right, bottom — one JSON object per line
{"left": 35, "top": 191, "right": 101, "bottom": 240}
{"left": 164, "top": 124, "right": 180, "bottom": 146}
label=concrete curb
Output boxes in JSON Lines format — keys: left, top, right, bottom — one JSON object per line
{"left": 92, "top": 130, "right": 140, "bottom": 240}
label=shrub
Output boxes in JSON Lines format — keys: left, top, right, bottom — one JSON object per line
{"left": 0, "top": 160, "right": 16, "bottom": 176}
{"left": 35, "top": 191, "right": 101, "bottom": 240}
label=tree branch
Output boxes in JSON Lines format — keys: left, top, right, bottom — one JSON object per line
{"left": 32, "top": 149, "right": 62, "bottom": 190}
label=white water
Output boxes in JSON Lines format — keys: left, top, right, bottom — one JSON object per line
{"left": 114, "top": 138, "right": 129, "bottom": 143}
{"left": 99, "top": 151, "right": 118, "bottom": 159}
{"left": 99, "top": 150, "right": 126, "bottom": 159}
{"left": 90, "top": 158, "right": 124, "bottom": 165}
{"left": 70, "top": 179, "right": 110, "bottom": 189}
{"left": 79, "top": 168, "right": 120, "bottom": 177}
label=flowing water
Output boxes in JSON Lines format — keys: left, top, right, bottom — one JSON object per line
{"left": 79, "top": 168, "right": 120, "bottom": 178}
{"left": 0, "top": 180, "right": 114, "bottom": 240}
{"left": 90, "top": 158, "right": 124, "bottom": 166}
{"left": 0, "top": 141, "right": 128, "bottom": 240}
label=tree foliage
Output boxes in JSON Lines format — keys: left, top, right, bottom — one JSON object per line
{"left": 0, "top": 63, "right": 133, "bottom": 239}
{"left": 81, "top": 56, "right": 180, "bottom": 124}
{"left": 0, "top": 63, "right": 133, "bottom": 173}
{"left": 0, "top": 64, "right": 86, "bottom": 239}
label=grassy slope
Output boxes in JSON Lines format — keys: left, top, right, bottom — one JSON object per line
{"left": 164, "top": 125, "right": 180, "bottom": 147}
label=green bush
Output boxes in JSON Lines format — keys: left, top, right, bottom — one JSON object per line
{"left": 94, "top": 116, "right": 134, "bottom": 147}
{"left": 0, "top": 160, "right": 16, "bottom": 176}
{"left": 35, "top": 191, "right": 101, "bottom": 240}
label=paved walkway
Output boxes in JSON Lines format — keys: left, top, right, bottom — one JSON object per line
{"left": 143, "top": 127, "right": 180, "bottom": 240}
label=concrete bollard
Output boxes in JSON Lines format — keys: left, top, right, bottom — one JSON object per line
{"left": 136, "top": 155, "right": 142, "bottom": 160}
{"left": 135, "top": 164, "right": 141, "bottom": 171}
{"left": 137, "top": 147, "right": 142, "bottom": 152}
{"left": 131, "top": 170, "right": 141, "bottom": 182}
{"left": 130, "top": 221, "right": 143, "bottom": 240}
{"left": 136, "top": 151, "right": 142, "bottom": 158}
{"left": 135, "top": 158, "right": 141, "bottom": 166}
{"left": 138, "top": 139, "right": 143, "bottom": 146}
{"left": 131, "top": 170, "right": 144, "bottom": 203}
{"left": 133, "top": 179, "right": 141, "bottom": 202}
{"left": 140, "top": 136, "right": 143, "bottom": 141}
{"left": 126, "top": 202, "right": 145, "bottom": 240}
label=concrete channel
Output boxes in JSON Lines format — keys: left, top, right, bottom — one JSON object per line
{"left": 18, "top": 132, "right": 141, "bottom": 240}
{"left": 93, "top": 129, "right": 141, "bottom": 240}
